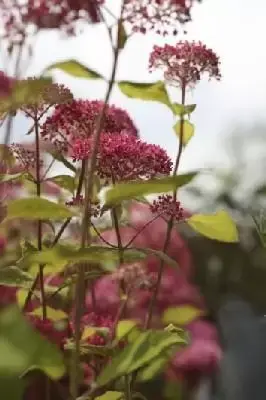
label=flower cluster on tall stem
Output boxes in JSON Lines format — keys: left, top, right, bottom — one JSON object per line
{"left": 145, "top": 40, "right": 221, "bottom": 330}
{"left": 149, "top": 41, "right": 221, "bottom": 88}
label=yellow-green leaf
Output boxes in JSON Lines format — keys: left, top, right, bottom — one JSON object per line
{"left": 116, "top": 320, "right": 138, "bottom": 341}
{"left": 173, "top": 120, "right": 195, "bottom": 145}
{"left": 117, "top": 81, "right": 171, "bottom": 107}
{"left": 0, "top": 173, "right": 24, "bottom": 183}
{"left": 43, "top": 60, "right": 104, "bottom": 80}
{"left": 162, "top": 305, "right": 204, "bottom": 326}
{"left": 187, "top": 210, "right": 239, "bottom": 242}
{"left": 82, "top": 327, "right": 97, "bottom": 341}
{"left": 0, "top": 306, "right": 65, "bottom": 379}
{"left": 95, "top": 391, "right": 124, "bottom": 400}
{"left": 0, "top": 266, "right": 33, "bottom": 288}
{"left": 30, "top": 307, "right": 67, "bottom": 322}
{"left": 171, "top": 103, "right": 196, "bottom": 116}
{"left": 0, "top": 78, "right": 52, "bottom": 115}
{"left": 6, "top": 197, "right": 74, "bottom": 220}
{"left": 104, "top": 173, "right": 197, "bottom": 206}
{"left": 18, "top": 245, "right": 147, "bottom": 270}
{"left": 46, "top": 175, "right": 75, "bottom": 193}
{"left": 97, "top": 330, "right": 186, "bottom": 387}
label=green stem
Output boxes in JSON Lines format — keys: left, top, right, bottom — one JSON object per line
{"left": 34, "top": 110, "right": 47, "bottom": 320}
{"left": 70, "top": 9, "right": 124, "bottom": 399}
{"left": 144, "top": 82, "right": 186, "bottom": 329}
{"left": 125, "top": 375, "right": 132, "bottom": 400}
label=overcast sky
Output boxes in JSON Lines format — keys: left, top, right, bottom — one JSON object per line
{"left": 2, "top": 0, "right": 266, "bottom": 175}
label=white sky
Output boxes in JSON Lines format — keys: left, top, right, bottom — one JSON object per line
{"left": 2, "top": 0, "right": 266, "bottom": 175}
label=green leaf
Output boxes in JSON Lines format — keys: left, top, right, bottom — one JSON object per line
{"left": 0, "top": 377, "right": 25, "bottom": 400}
{"left": 48, "top": 150, "right": 76, "bottom": 173}
{"left": 104, "top": 173, "right": 197, "bottom": 206}
{"left": 0, "top": 173, "right": 25, "bottom": 183}
{"left": 95, "top": 392, "right": 124, "bottom": 400}
{"left": 0, "top": 266, "right": 33, "bottom": 287}
{"left": 187, "top": 210, "right": 239, "bottom": 242}
{"left": 96, "top": 330, "right": 186, "bottom": 387}
{"left": 29, "top": 307, "right": 68, "bottom": 322}
{"left": 18, "top": 245, "right": 147, "bottom": 270}
{"left": 171, "top": 103, "right": 196, "bottom": 116}
{"left": 117, "top": 81, "right": 171, "bottom": 107}
{"left": 162, "top": 305, "right": 204, "bottom": 326}
{"left": 116, "top": 320, "right": 138, "bottom": 341}
{"left": 173, "top": 120, "right": 195, "bottom": 145}
{"left": 43, "top": 60, "right": 104, "bottom": 80}
{"left": 0, "top": 306, "right": 65, "bottom": 379}
{"left": 137, "top": 356, "right": 168, "bottom": 382}
{"left": 46, "top": 175, "right": 75, "bottom": 193}
{"left": 6, "top": 197, "right": 74, "bottom": 221}
{"left": 118, "top": 23, "right": 128, "bottom": 49}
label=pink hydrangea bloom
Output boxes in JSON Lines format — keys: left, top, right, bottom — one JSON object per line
{"left": 149, "top": 41, "right": 221, "bottom": 87}
{"left": 169, "top": 320, "right": 221, "bottom": 384}
{"left": 41, "top": 100, "right": 138, "bottom": 152}
{"left": 72, "top": 132, "right": 172, "bottom": 182}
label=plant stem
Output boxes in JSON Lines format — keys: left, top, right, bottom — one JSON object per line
{"left": 125, "top": 375, "right": 132, "bottom": 400}
{"left": 34, "top": 110, "right": 47, "bottom": 320}
{"left": 70, "top": 7, "right": 124, "bottom": 399}
{"left": 144, "top": 83, "right": 186, "bottom": 329}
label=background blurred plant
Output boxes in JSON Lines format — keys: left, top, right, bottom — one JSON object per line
{"left": 1, "top": 1, "right": 264, "bottom": 400}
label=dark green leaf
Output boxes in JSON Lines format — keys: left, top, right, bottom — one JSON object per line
{"left": 48, "top": 150, "right": 76, "bottom": 173}
{"left": 43, "top": 60, "right": 104, "bottom": 80}
{"left": 6, "top": 197, "right": 74, "bottom": 221}
{"left": 46, "top": 175, "right": 75, "bottom": 193}
{"left": 96, "top": 330, "right": 186, "bottom": 387}
{"left": 0, "top": 306, "right": 65, "bottom": 378}
{"left": 104, "top": 173, "right": 197, "bottom": 206}
{"left": 0, "top": 266, "right": 33, "bottom": 287}
{"left": 118, "top": 23, "right": 128, "bottom": 49}
{"left": 0, "top": 377, "right": 25, "bottom": 400}
{"left": 137, "top": 356, "right": 169, "bottom": 382}
{"left": 117, "top": 81, "right": 171, "bottom": 107}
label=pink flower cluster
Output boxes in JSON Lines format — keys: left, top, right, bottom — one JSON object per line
{"left": 124, "top": 0, "right": 201, "bottom": 35}
{"left": 72, "top": 132, "right": 172, "bottom": 182}
{"left": 41, "top": 100, "right": 138, "bottom": 153}
{"left": 0, "top": 0, "right": 104, "bottom": 43}
{"left": 149, "top": 41, "right": 221, "bottom": 87}
{"left": 150, "top": 194, "right": 185, "bottom": 222}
